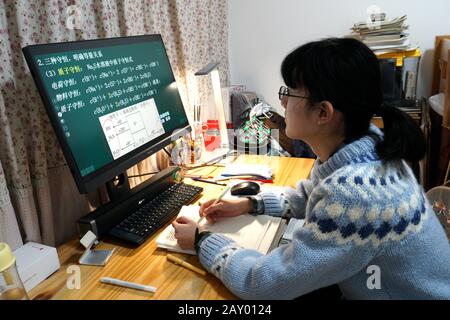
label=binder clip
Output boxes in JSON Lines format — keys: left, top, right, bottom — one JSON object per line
{"left": 79, "top": 231, "right": 115, "bottom": 266}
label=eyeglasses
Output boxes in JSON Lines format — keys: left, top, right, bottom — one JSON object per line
{"left": 278, "top": 86, "right": 310, "bottom": 101}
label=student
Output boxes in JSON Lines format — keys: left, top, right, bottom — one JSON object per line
{"left": 172, "top": 38, "right": 450, "bottom": 300}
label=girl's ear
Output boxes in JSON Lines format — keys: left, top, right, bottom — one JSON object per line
{"left": 317, "top": 101, "right": 335, "bottom": 125}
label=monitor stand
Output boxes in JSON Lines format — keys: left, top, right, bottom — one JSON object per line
{"left": 105, "top": 172, "right": 131, "bottom": 201}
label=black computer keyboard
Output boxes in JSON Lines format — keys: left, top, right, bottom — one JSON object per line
{"left": 109, "top": 183, "right": 203, "bottom": 245}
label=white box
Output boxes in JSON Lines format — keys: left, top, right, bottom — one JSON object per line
{"left": 13, "top": 242, "right": 61, "bottom": 292}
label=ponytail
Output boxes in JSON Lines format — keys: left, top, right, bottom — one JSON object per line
{"left": 376, "top": 104, "right": 426, "bottom": 162}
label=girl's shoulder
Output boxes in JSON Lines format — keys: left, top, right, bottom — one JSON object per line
{"left": 322, "top": 159, "right": 416, "bottom": 191}
{"left": 305, "top": 159, "right": 429, "bottom": 247}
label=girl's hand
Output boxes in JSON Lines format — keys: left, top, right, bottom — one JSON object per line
{"left": 199, "top": 198, "right": 253, "bottom": 223}
{"left": 172, "top": 216, "right": 198, "bottom": 250}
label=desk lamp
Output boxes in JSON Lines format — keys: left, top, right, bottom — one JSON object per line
{"left": 195, "top": 62, "right": 229, "bottom": 150}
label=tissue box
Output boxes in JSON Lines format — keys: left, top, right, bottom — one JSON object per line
{"left": 13, "top": 242, "right": 60, "bottom": 292}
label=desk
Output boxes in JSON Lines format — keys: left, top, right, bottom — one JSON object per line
{"left": 29, "top": 155, "right": 315, "bottom": 300}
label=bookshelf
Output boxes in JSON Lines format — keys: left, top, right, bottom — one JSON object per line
{"left": 372, "top": 101, "right": 422, "bottom": 129}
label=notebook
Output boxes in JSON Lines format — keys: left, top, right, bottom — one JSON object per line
{"left": 278, "top": 218, "right": 305, "bottom": 245}
{"left": 156, "top": 205, "right": 285, "bottom": 255}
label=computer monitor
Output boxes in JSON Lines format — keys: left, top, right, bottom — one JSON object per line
{"left": 22, "top": 35, "right": 190, "bottom": 194}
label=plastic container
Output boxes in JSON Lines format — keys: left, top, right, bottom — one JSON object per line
{"left": 0, "top": 243, "right": 29, "bottom": 300}
{"left": 189, "top": 121, "right": 206, "bottom": 164}
{"left": 202, "top": 120, "right": 221, "bottom": 151}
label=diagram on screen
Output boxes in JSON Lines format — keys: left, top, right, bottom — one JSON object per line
{"left": 99, "top": 98, "right": 165, "bottom": 160}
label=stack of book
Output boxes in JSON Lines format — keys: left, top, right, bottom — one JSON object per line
{"left": 399, "top": 103, "right": 422, "bottom": 125}
{"left": 373, "top": 102, "right": 422, "bottom": 127}
{"left": 349, "top": 15, "right": 417, "bottom": 54}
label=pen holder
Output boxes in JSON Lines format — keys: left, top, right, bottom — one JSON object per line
{"left": 189, "top": 122, "right": 206, "bottom": 165}
{"left": 170, "top": 122, "right": 206, "bottom": 167}
{"left": 170, "top": 134, "right": 191, "bottom": 167}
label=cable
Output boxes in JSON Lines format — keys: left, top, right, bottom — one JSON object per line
{"left": 163, "top": 147, "right": 171, "bottom": 158}
{"left": 127, "top": 172, "right": 159, "bottom": 179}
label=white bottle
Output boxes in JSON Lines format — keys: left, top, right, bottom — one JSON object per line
{"left": 0, "top": 243, "right": 29, "bottom": 300}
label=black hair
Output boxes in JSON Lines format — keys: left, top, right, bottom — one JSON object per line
{"left": 281, "top": 37, "right": 426, "bottom": 162}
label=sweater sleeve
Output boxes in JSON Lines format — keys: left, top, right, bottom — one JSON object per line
{"left": 198, "top": 182, "right": 381, "bottom": 300}
{"left": 258, "top": 179, "right": 314, "bottom": 219}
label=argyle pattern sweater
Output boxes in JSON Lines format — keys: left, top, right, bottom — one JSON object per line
{"left": 197, "top": 125, "right": 450, "bottom": 299}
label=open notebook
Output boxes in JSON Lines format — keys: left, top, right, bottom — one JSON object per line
{"left": 156, "top": 205, "right": 286, "bottom": 255}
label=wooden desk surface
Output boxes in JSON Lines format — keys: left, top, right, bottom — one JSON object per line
{"left": 29, "top": 155, "right": 315, "bottom": 300}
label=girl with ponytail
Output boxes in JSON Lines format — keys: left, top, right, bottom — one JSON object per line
{"left": 173, "top": 38, "right": 450, "bottom": 300}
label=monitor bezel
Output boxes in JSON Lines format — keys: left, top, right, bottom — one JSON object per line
{"left": 22, "top": 34, "right": 190, "bottom": 194}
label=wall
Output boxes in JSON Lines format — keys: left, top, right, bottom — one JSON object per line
{"left": 228, "top": 0, "right": 450, "bottom": 113}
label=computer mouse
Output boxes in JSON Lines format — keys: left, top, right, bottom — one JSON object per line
{"left": 230, "top": 181, "right": 260, "bottom": 196}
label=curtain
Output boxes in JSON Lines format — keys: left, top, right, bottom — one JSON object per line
{"left": 0, "top": 0, "right": 229, "bottom": 249}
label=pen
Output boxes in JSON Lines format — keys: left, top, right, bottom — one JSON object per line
{"left": 191, "top": 177, "right": 227, "bottom": 186}
{"left": 215, "top": 175, "right": 271, "bottom": 181}
{"left": 211, "top": 185, "right": 231, "bottom": 206}
{"left": 198, "top": 186, "right": 231, "bottom": 224}
{"left": 167, "top": 254, "right": 207, "bottom": 276}
{"left": 184, "top": 175, "right": 214, "bottom": 179}
{"left": 238, "top": 178, "right": 274, "bottom": 184}
{"left": 100, "top": 277, "right": 157, "bottom": 293}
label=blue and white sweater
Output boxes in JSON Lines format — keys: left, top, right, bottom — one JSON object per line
{"left": 198, "top": 125, "right": 450, "bottom": 299}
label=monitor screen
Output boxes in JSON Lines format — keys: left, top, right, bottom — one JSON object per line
{"left": 23, "top": 35, "right": 190, "bottom": 193}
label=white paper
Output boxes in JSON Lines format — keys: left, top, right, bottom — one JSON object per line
{"left": 156, "top": 205, "right": 283, "bottom": 255}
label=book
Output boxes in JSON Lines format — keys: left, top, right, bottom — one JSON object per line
{"left": 156, "top": 205, "right": 285, "bottom": 255}
{"left": 362, "top": 34, "right": 404, "bottom": 42}
{"left": 348, "top": 15, "right": 418, "bottom": 54}
{"left": 279, "top": 218, "right": 305, "bottom": 245}
{"left": 352, "top": 15, "right": 407, "bottom": 33}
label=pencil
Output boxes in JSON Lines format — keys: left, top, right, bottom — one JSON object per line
{"left": 211, "top": 186, "right": 231, "bottom": 206}
{"left": 167, "top": 254, "right": 207, "bottom": 276}
{"left": 191, "top": 177, "right": 227, "bottom": 186}
{"left": 199, "top": 186, "right": 231, "bottom": 224}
